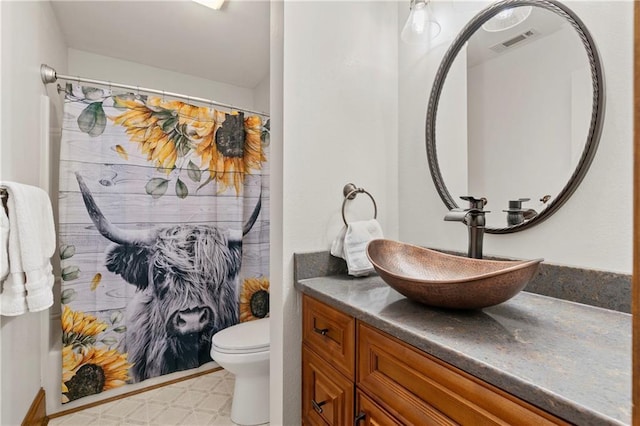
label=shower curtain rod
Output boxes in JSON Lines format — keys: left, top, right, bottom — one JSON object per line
{"left": 40, "top": 64, "right": 269, "bottom": 117}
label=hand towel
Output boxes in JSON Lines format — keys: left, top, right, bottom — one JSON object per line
{"left": 0, "top": 182, "right": 56, "bottom": 315}
{"left": 331, "top": 219, "right": 383, "bottom": 277}
{"left": 330, "top": 226, "right": 347, "bottom": 259}
{"left": 0, "top": 203, "right": 8, "bottom": 282}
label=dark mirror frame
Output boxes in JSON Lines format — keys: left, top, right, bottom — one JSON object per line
{"left": 426, "top": 0, "right": 605, "bottom": 234}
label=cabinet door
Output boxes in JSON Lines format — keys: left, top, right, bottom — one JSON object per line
{"left": 358, "top": 322, "right": 569, "bottom": 426}
{"left": 302, "top": 345, "right": 354, "bottom": 426}
{"left": 303, "top": 295, "right": 356, "bottom": 380}
{"left": 355, "top": 390, "right": 402, "bottom": 426}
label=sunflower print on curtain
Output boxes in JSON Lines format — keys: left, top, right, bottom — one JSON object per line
{"left": 58, "top": 85, "right": 270, "bottom": 404}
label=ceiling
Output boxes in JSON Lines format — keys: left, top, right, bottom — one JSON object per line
{"left": 50, "top": 0, "right": 270, "bottom": 89}
{"left": 467, "top": 6, "right": 566, "bottom": 67}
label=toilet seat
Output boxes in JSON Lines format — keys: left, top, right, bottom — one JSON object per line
{"left": 211, "top": 317, "right": 270, "bottom": 354}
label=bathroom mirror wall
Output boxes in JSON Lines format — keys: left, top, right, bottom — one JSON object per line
{"left": 426, "top": 0, "right": 605, "bottom": 233}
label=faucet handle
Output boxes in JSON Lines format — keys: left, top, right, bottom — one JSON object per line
{"left": 505, "top": 198, "right": 530, "bottom": 210}
{"left": 465, "top": 208, "right": 489, "bottom": 214}
{"left": 444, "top": 208, "right": 491, "bottom": 223}
{"left": 502, "top": 198, "right": 535, "bottom": 226}
{"left": 460, "top": 196, "right": 487, "bottom": 210}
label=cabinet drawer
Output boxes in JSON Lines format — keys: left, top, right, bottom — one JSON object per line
{"left": 303, "top": 295, "right": 355, "bottom": 379}
{"left": 355, "top": 389, "right": 402, "bottom": 426}
{"left": 357, "top": 323, "right": 569, "bottom": 426}
{"left": 302, "top": 344, "right": 354, "bottom": 426}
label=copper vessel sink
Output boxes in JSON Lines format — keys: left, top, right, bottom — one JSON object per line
{"left": 366, "top": 239, "right": 543, "bottom": 309}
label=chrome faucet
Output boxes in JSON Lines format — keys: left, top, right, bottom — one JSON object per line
{"left": 444, "top": 196, "right": 489, "bottom": 259}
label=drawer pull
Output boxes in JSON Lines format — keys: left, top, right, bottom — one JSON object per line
{"left": 312, "top": 399, "right": 327, "bottom": 414}
{"left": 354, "top": 412, "right": 366, "bottom": 425}
{"left": 313, "top": 326, "right": 329, "bottom": 336}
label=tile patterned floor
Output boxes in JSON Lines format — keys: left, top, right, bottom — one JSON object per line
{"left": 49, "top": 369, "right": 239, "bottom": 425}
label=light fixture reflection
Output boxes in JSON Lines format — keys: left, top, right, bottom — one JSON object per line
{"left": 401, "top": 0, "right": 441, "bottom": 45}
{"left": 192, "top": 0, "right": 225, "bottom": 11}
{"left": 482, "top": 6, "right": 532, "bottom": 32}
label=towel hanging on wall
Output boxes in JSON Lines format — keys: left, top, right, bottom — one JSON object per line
{"left": 331, "top": 184, "right": 383, "bottom": 276}
{"left": 332, "top": 219, "right": 384, "bottom": 276}
{"left": 0, "top": 181, "right": 56, "bottom": 316}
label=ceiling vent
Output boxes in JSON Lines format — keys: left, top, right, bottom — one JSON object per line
{"left": 490, "top": 29, "right": 540, "bottom": 53}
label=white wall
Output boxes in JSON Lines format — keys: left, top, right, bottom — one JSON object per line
{"left": 271, "top": 2, "right": 399, "bottom": 424}
{"left": 253, "top": 72, "right": 270, "bottom": 114}
{"left": 67, "top": 49, "right": 256, "bottom": 112}
{"left": 0, "top": 1, "right": 67, "bottom": 424}
{"left": 269, "top": 2, "right": 284, "bottom": 424}
{"left": 399, "top": 1, "right": 633, "bottom": 274}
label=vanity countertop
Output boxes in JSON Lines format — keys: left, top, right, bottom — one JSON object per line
{"left": 295, "top": 274, "right": 631, "bottom": 425}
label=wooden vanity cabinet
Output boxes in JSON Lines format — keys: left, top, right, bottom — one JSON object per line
{"left": 355, "top": 390, "right": 402, "bottom": 426}
{"left": 302, "top": 295, "right": 355, "bottom": 380}
{"left": 357, "top": 322, "right": 569, "bottom": 426}
{"left": 302, "top": 345, "right": 354, "bottom": 426}
{"left": 302, "top": 295, "right": 355, "bottom": 425}
{"left": 301, "top": 295, "right": 569, "bottom": 425}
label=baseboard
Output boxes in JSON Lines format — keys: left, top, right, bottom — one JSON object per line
{"left": 21, "top": 387, "right": 47, "bottom": 426}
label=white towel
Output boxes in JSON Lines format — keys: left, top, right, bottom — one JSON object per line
{"left": 0, "top": 182, "right": 56, "bottom": 315}
{"left": 0, "top": 204, "right": 9, "bottom": 283}
{"left": 331, "top": 219, "right": 383, "bottom": 277}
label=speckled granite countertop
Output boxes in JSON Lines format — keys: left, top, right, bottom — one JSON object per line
{"left": 295, "top": 274, "right": 631, "bottom": 425}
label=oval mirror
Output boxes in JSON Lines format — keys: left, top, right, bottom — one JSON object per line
{"left": 426, "top": 0, "right": 605, "bottom": 233}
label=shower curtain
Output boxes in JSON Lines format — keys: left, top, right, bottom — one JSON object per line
{"left": 58, "top": 84, "right": 270, "bottom": 404}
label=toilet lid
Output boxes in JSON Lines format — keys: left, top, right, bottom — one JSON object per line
{"left": 212, "top": 317, "right": 269, "bottom": 353}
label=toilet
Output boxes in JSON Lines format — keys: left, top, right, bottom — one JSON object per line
{"left": 211, "top": 317, "right": 270, "bottom": 425}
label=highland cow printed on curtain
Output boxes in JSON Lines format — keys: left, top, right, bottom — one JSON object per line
{"left": 58, "top": 85, "right": 270, "bottom": 403}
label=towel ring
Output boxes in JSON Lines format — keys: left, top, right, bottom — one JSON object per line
{"left": 341, "top": 183, "right": 377, "bottom": 226}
